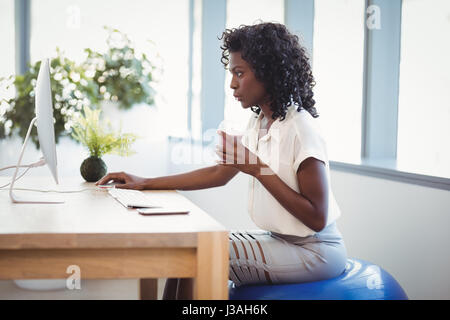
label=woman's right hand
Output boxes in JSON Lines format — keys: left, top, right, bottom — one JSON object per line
{"left": 95, "top": 172, "right": 149, "bottom": 190}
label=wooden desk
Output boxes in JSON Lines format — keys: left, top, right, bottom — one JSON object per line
{"left": 0, "top": 177, "right": 229, "bottom": 299}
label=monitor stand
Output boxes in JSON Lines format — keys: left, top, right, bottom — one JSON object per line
{"left": 9, "top": 117, "right": 64, "bottom": 204}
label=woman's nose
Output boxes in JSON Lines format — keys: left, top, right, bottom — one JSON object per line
{"left": 230, "top": 78, "right": 238, "bottom": 90}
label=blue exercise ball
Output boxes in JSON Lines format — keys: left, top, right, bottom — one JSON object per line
{"left": 229, "top": 258, "right": 408, "bottom": 300}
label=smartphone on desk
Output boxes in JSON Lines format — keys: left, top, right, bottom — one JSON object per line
{"left": 137, "top": 207, "right": 190, "bottom": 216}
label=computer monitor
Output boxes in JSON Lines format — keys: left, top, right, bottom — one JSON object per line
{"left": 9, "top": 58, "right": 64, "bottom": 204}
{"left": 36, "top": 58, "right": 59, "bottom": 184}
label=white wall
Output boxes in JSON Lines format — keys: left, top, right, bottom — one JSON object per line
{"left": 332, "top": 170, "right": 450, "bottom": 300}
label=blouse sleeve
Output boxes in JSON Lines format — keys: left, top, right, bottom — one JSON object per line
{"left": 292, "top": 116, "right": 328, "bottom": 173}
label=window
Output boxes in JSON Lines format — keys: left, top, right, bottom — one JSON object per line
{"left": 223, "top": 0, "right": 284, "bottom": 130}
{"left": 190, "top": 0, "right": 203, "bottom": 141}
{"left": 312, "top": 0, "right": 365, "bottom": 162}
{"left": 0, "top": 0, "right": 15, "bottom": 150}
{"left": 397, "top": 0, "right": 450, "bottom": 179}
{"left": 30, "top": 0, "right": 190, "bottom": 137}
{"left": 0, "top": 0, "right": 15, "bottom": 101}
{"left": 0, "top": 0, "right": 14, "bottom": 80}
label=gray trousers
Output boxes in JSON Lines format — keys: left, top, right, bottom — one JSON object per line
{"left": 229, "top": 222, "right": 347, "bottom": 286}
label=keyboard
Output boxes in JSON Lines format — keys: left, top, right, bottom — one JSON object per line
{"left": 107, "top": 188, "right": 162, "bottom": 208}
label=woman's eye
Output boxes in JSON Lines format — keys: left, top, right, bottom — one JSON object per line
{"left": 236, "top": 72, "right": 243, "bottom": 77}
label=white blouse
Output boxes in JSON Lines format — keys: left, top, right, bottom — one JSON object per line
{"left": 240, "top": 105, "right": 341, "bottom": 237}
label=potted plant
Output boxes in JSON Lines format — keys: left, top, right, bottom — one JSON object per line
{"left": 71, "top": 105, "right": 137, "bottom": 182}
{"left": 81, "top": 26, "right": 158, "bottom": 111}
{"left": 0, "top": 27, "right": 158, "bottom": 147}
{"left": 0, "top": 49, "right": 98, "bottom": 147}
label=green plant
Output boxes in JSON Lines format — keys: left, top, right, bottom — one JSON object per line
{"left": 0, "top": 48, "right": 98, "bottom": 147}
{"left": 0, "top": 27, "right": 158, "bottom": 147}
{"left": 71, "top": 105, "right": 137, "bottom": 158}
{"left": 82, "top": 26, "right": 158, "bottom": 110}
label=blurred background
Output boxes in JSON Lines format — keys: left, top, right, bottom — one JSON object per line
{"left": 0, "top": 0, "right": 449, "bottom": 299}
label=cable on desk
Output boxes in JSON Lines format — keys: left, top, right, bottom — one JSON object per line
{"left": 4, "top": 187, "right": 97, "bottom": 193}
{"left": 0, "top": 158, "right": 97, "bottom": 192}
{"left": 0, "top": 167, "right": 31, "bottom": 189}
{"left": 0, "top": 158, "right": 46, "bottom": 189}
{"left": 0, "top": 158, "right": 46, "bottom": 172}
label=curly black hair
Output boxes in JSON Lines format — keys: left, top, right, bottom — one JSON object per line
{"left": 220, "top": 22, "right": 318, "bottom": 120}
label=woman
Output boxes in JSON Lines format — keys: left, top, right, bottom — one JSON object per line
{"left": 96, "top": 22, "right": 347, "bottom": 299}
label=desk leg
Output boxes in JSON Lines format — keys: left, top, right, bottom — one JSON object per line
{"left": 194, "top": 231, "right": 229, "bottom": 300}
{"left": 139, "top": 278, "right": 158, "bottom": 300}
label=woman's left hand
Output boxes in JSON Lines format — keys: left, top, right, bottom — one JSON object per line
{"left": 215, "top": 130, "right": 263, "bottom": 177}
